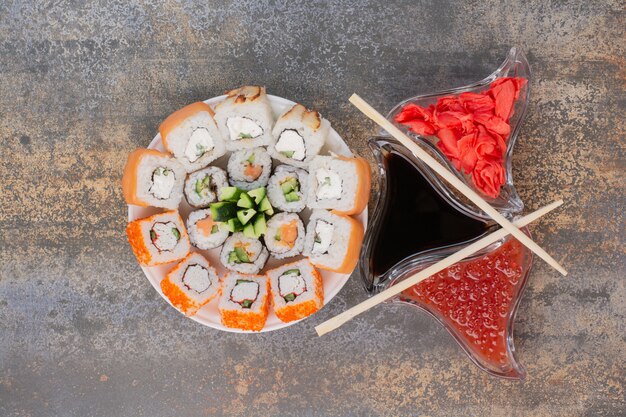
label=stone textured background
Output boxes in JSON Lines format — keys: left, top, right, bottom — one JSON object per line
{"left": 1, "top": 1, "right": 624, "bottom": 416}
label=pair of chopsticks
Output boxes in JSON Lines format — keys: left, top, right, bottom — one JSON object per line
{"left": 315, "top": 94, "right": 566, "bottom": 337}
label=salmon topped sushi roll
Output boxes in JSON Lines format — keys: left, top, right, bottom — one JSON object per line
{"left": 159, "top": 102, "right": 226, "bottom": 172}
{"left": 306, "top": 155, "right": 371, "bottom": 215}
{"left": 218, "top": 273, "right": 270, "bottom": 331}
{"left": 160, "top": 252, "right": 220, "bottom": 316}
{"left": 267, "top": 259, "right": 324, "bottom": 323}
{"left": 269, "top": 104, "right": 329, "bottom": 168}
{"left": 122, "top": 149, "right": 185, "bottom": 209}
{"left": 214, "top": 86, "right": 274, "bottom": 151}
{"left": 303, "top": 209, "right": 364, "bottom": 274}
{"left": 126, "top": 210, "right": 190, "bottom": 266}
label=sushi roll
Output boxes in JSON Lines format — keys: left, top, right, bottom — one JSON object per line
{"left": 269, "top": 104, "right": 329, "bottom": 168}
{"left": 264, "top": 213, "right": 305, "bottom": 259}
{"left": 184, "top": 166, "right": 228, "bottom": 208}
{"left": 159, "top": 102, "right": 226, "bottom": 172}
{"left": 306, "top": 155, "right": 371, "bottom": 215}
{"left": 186, "top": 209, "right": 229, "bottom": 250}
{"left": 160, "top": 252, "right": 220, "bottom": 316}
{"left": 267, "top": 259, "right": 324, "bottom": 323}
{"left": 266, "top": 165, "right": 308, "bottom": 213}
{"left": 303, "top": 210, "right": 364, "bottom": 274}
{"left": 220, "top": 232, "right": 269, "bottom": 274}
{"left": 125, "top": 210, "right": 190, "bottom": 266}
{"left": 227, "top": 147, "right": 272, "bottom": 191}
{"left": 214, "top": 86, "right": 274, "bottom": 151}
{"left": 218, "top": 273, "right": 270, "bottom": 331}
{"left": 122, "top": 148, "right": 185, "bottom": 209}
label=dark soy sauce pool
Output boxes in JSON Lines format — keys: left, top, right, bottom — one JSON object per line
{"left": 370, "top": 151, "right": 489, "bottom": 277}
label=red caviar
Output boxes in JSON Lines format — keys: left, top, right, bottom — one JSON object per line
{"left": 401, "top": 237, "right": 526, "bottom": 372}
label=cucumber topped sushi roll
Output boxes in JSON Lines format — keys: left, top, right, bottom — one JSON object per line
{"left": 184, "top": 166, "right": 228, "bottom": 208}
{"left": 159, "top": 102, "right": 226, "bottom": 172}
{"left": 220, "top": 232, "right": 269, "bottom": 274}
{"left": 227, "top": 147, "right": 272, "bottom": 191}
{"left": 218, "top": 273, "right": 270, "bottom": 331}
{"left": 264, "top": 213, "right": 305, "bottom": 259}
{"left": 160, "top": 252, "right": 220, "bottom": 316}
{"left": 269, "top": 104, "right": 329, "bottom": 168}
{"left": 122, "top": 149, "right": 185, "bottom": 209}
{"left": 303, "top": 209, "right": 364, "bottom": 274}
{"left": 214, "top": 86, "right": 274, "bottom": 151}
{"left": 266, "top": 165, "right": 308, "bottom": 213}
{"left": 306, "top": 155, "right": 371, "bottom": 215}
{"left": 186, "top": 209, "right": 229, "bottom": 250}
{"left": 267, "top": 259, "right": 324, "bottom": 323}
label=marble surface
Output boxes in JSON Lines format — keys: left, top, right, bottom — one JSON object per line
{"left": 0, "top": 1, "right": 624, "bottom": 416}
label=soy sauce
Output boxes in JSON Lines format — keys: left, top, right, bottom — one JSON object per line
{"left": 370, "top": 151, "right": 489, "bottom": 277}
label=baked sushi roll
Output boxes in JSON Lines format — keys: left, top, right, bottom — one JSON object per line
{"left": 159, "top": 102, "right": 226, "bottom": 172}
{"left": 227, "top": 147, "right": 272, "bottom": 191}
{"left": 264, "top": 213, "right": 305, "bottom": 259}
{"left": 126, "top": 210, "right": 190, "bottom": 266}
{"left": 303, "top": 210, "right": 364, "bottom": 274}
{"left": 269, "top": 104, "right": 329, "bottom": 168}
{"left": 267, "top": 259, "right": 324, "bottom": 323}
{"left": 184, "top": 166, "right": 228, "bottom": 208}
{"left": 266, "top": 165, "right": 308, "bottom": 213}
{"left": 160, "top": 252, "right": 220, "bottom": 316}
{"left": 218, "top": 273, "right": 270, "bottom": 331}
{"left": 306, "top": 155, "right": 371, "bottom": 215}
{"left": 122, "top": 148, "right": 185, "bottom": 209}
{"left": 186, "top": 209, "right": 229, "bottom": 250}
{"left": 219, "top": 232, "right": 269, "bottom": 274}
{"left": 214, "top": 86, "right": 274, "bottom": 151}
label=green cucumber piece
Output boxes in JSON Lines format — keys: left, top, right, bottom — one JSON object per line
{"left": 241, "top": 299, "right": 253, "bottom": 308}
{"left": 150, "top": 230, "right": 156, "bottom": 240}
{"left": 236, "top": 279, "right": 252, "bottom": 284}
{"left": 284, "top": 191, "right": 300, "bottom": 202}
{"left": 280, "top": 177, "right": 298, "bottom": 194}
{"left": 237, "top": 192, "right": 255, "bottom": 209}
{"left": 237, "top": 208, "right": 257, "bottom": 225}
{"left": 283, "top": 269, "right": 301, "bottom": 275}
{"left": 219, "top": 186, "right": 242, "bottom": 202}
{"left": 234, "top": 246, "right": 250, "bottom": 263}
{"left": 225, "top": 218, "right": 243, "bottom": 232}
{"left": 227, "top": 251, "right": 239, "bottom": 264}
{"left": 210, "top": 202, "right": 238, "bottom": 222}
{"left": 211, "top": 225, "right": 219, "bottom": 234}
{"left": 171, "top": 228, "right": 181, "bottom": 240}
{"left": 247, "top": 153, "right": 255, "bottom": 163}
{"left": 280, "top": 150, "right": 295, "bottom": 158}
{"left": 243, "top": 222, "right": 256, "bottom": 238}
{"left": 258, "top": 196, "right": 273, "bottom": 214}
{"left": 253, "top": 214, "right": 266, "bottom": 238}
{"left": 283, "top": 293, "right": 296, "bottom": 302}
{"left": 247, "top": 187, "right": 266, "bottom": 205}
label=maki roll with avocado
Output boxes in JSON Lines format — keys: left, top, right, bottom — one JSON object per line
{"left": 227, "top": 147, "right": 272, "bottom": 191}
{"left": 159, "top": 102, "right": 226, "bottom": 172}
{"left": 186, "top": 209, "right": 229, "bottom": 250}
{"left": 266, "top": 165, "right": 308, "bottom": 213}
{"left": 122, "top": 149, "right": 185, "bottom": 209}
{"left": 160, "top": 252, "right": 220, "bottom": 316}
{"left": 184, "top": 166, "right": 228, "bottom": 208}
{"left": 269, "top": 104, "right": 329, "bottom": 168}
{"left": 303, "top": 209, "right": 364, "bottom": 274}
{"left": 214, "top": 86, "right": 274, "bottom": 151}
{"left": 218, "top": 273, "right": 270, "bottom": 331}
{"left": 125, "top": 210, "right": 190, "bottom": 266}
{"left": 306, "top": 154, "right": 371, "bottom": 215}
{"left": 267, "top": 259, "right": 324, "bottom": 323}
{"left": 219, "top": 232, "right": 269, "bottom": 274}
{"left": 264, "top": 213, "right": 305, "bottom": 259}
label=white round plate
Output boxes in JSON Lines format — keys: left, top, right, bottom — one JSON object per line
{"left": 128, "top": 94, "right": 367, "bottom": 332}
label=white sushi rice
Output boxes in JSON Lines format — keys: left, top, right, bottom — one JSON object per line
{"left": 219, "top": 232, "right": 269, "bottom": 274}
{"left": 218, "top": 273, "right": 268, "bottom": 313}
{"left": 186, "top": 209, "right": 229, "bottom": 250}
{"left": 214, "top": 86, "right": 274, "bottom": 151}
{"left": 167, "top": 252, "right": 220, "bottom": 306}
{"left": 267, "top": 260, "right": 322, "bottom": 311}
{"left": 269, "top": 104, "right": 329, "bottom": 168}
{"left": 264, "top": 213, "right": 305, "bottom": 259}
{"left": 135, "top": 154, "right": 185, "bottom": 209}
{"left": 139, "top": 211, "right": 190, "bottom": 264}
{"left": 184, "top": 166, "right": 229, "bottom": 208}
{"left": 227, "top": 147, "right": 272, "bottom": 190}
{"left": 266, "top": 165, "right": 308, "bottom": 213}
{"left": 163, "top": 110, "right": 226, "bottom": 172}
{"left": 303, "top": 209, "right": 353, "bottom": 271}
{"left": 306, "top": 155, "right": 359, "bottom": 212}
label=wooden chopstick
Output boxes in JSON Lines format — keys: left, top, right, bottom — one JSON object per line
{"left": 349, "top": 94, "right": 567, "bottom": 276}
{"left": 315, "top": 199, "right": 563, "bottom": 336}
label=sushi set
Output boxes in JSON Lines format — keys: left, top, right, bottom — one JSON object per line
{"left": 124, "top": 86, "right": 370, "bottom": 332}
{"left": 123, "top": 48, "right": 566, "bottom": 380}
